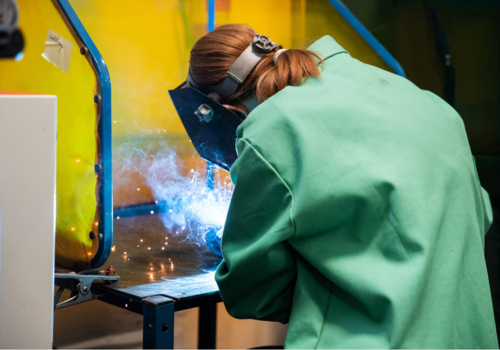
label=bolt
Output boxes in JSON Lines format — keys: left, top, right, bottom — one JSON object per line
{"left": 106, "top": 266, "right": 116, "bottom": 276}
{"left": 94, "top": 164, "right": 101, "bottom": 172}
{"left": 81, "top": 285, "right": 89, "bottom": 295}
{"left": 94, "top": 95, "right": 101, "bottom": 104}
{"left": 89, "top": 231, "right": 96, "bottom": 240}
{"left": 80, "top": 47, "right": 88, "bottom": 55}
{"left": 162, "top": 324, "right": 169, "bottom": 332}
{"left": 194, "top": 104, "right": 213, "bottom": 123}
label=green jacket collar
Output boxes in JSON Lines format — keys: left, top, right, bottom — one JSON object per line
{"left": 307, "top": 35, "right": 348, "bottom": 62}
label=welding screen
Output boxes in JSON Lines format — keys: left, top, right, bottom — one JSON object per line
{"left": 0, "top": 1, "right": 100, "bottom": 270}
{"left": 0, "top": 0, "right": 401, "bottom": 272}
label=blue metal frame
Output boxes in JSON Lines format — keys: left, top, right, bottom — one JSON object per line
{"left": 208, "top": 0, "right": 216, "bottom": 32}
{"left": 56, "top": 0, "right": 113, "bottom": 268}
{"left": 327, "top": 0, "right": 406, "bottom": 77}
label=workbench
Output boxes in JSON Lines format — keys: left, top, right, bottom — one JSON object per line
{"left": 90, "top": 213, "right": 222, "bottom": 349}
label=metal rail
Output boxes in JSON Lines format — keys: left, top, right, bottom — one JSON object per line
{"left": 56, "top": 0, "right": 113, "bottom": 268}
{"left": 328, "top": 0, "right": 406, "bottom": 77}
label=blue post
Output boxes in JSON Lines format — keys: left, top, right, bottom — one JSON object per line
{"left": 143, "top": 296, "right": 175, "bottom": 349}
{"left": 327, "top": 0, "right": 406, "bottom": 77}
{"left": 208, "top": 0, "right": 216, "bottom": 32}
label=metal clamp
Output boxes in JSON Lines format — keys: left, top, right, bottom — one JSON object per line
{"left": 54, "top": 273, "right": 120, "bottom": 309}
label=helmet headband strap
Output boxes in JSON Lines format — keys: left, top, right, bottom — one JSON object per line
{"left": 188, "top": 34, "right": 277, "bottom": 102}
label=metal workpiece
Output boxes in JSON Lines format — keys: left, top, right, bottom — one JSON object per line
{"left": 143, "top": 296, "right": 175, "bottom": 349}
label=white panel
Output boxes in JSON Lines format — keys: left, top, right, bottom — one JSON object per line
{"left": 0, "top": 95, "right": 57, "bottom": 349}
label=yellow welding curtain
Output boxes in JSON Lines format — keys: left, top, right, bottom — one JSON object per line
{"left": 0, "top": 0, "right": 398, "bottom": 269}
{"left": 69, "top": 0, "right": 395, "bottom": 210}
{"left": 0, "top": 1, "right": 98, "bottom": 269}
{"left": 215, "top": 0, "right": 393, "bottom": 72}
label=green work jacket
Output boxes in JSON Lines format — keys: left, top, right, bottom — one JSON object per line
{"left": 215, "top": 36, "right": 497, "bottom": 349}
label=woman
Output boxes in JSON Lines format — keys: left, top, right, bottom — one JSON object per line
{"left": 188, "top": 24, "right": 497, "bottom": 348}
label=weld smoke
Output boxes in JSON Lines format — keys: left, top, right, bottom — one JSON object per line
{"left": 114, "top": 135, "right": 233, "bottom": 248}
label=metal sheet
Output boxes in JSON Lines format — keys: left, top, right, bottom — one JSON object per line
{"left": 100, "top": 214, "right": 220, "bottom": 300}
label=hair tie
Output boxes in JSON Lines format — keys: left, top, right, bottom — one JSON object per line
{"left": 273, "top": 49, "right": 287, "bottom": 65}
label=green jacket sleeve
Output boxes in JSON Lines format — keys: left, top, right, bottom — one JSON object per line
{"left": 215, "top": 138, "right": 296, "bottom": 324}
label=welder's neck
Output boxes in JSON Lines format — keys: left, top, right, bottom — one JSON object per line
{"left": 242, "top": 95, "right": 259, "bottom": 115}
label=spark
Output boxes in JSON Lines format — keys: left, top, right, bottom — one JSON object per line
{"left": 137, "top": 245, "right": 139, "bottom": 247}
{"left": 137, "top": 188, "right": 140, "bottom": 191}
{"left": 111, "top": 245, "right": 115, "bottom": 252}
{"left": 165, "top": 242, "right": 168, "bottom": 245}
{"left": 71, "top": 227, "right": 75, "bottom": 231}
{"left": 88, "top": 252, "right": 91, "bottom": 256}
{"left": 124, "top": 252, "right": 127, "bottom": 255}
{"left": 95, "top": 222, "right": 98, "bottom": 226}
{"left": 76, "top": 159, "right": 80, "bottom": 162}
{"left": 140, "top": 239, "right": 143, "bottom": 242}
{"left": 127, "top": 141, "right": 233, "bottom": 252}
{"left": 162, "top": 247, "right": 165, "bottom": 250}
{"left": 150, "top": 267, "right": 153, "bottom": 271}
{"left": 150, "top": 211, "right": 154, "bottom": 214}
{"left": 114, "top": 121, "right": 116, "bottom": 123}
{"left": 125, "top": 304, "right": 128, "bottom": 308}
{"left": 148, "top": 247, "right": 151, "bottom": 250}
{"left": 117, "top": 216, "right": 120, "bottom": 220}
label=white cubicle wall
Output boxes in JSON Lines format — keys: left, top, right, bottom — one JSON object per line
{"left": 0, "top": 95, "right": 57, "bottom": 348}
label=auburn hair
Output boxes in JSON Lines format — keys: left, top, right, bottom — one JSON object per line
{"left": 189, "top": 24, "right": 324, "bottom": 106}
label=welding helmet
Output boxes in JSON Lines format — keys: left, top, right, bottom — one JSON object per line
{"left": 168, "top": 34, "right": 277, "bottom": 171}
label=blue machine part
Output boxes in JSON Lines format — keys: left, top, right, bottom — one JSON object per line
{"left": 57, "top": 0, "right": 113, "bottom": 269}
{"left": 328, "top": 0, "right": 406, "bottom": 77}
{"left": 208, "top": 0, "right": 216, "bottom": 32}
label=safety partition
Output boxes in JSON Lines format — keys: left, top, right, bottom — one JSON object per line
{"left": 0, "top": 0, "right": 112, "bottom": 270}
{"left": 0, "top": 0, "right": 404, "bottom": 272}
{"left": 69, "top": 0, "right": 404, "bottom": 214}
{"left": 67, "top": 0, "right": 226, "bottom": 274}
{"left": 69, "top": 0, "right": 209, "bottom": 210}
